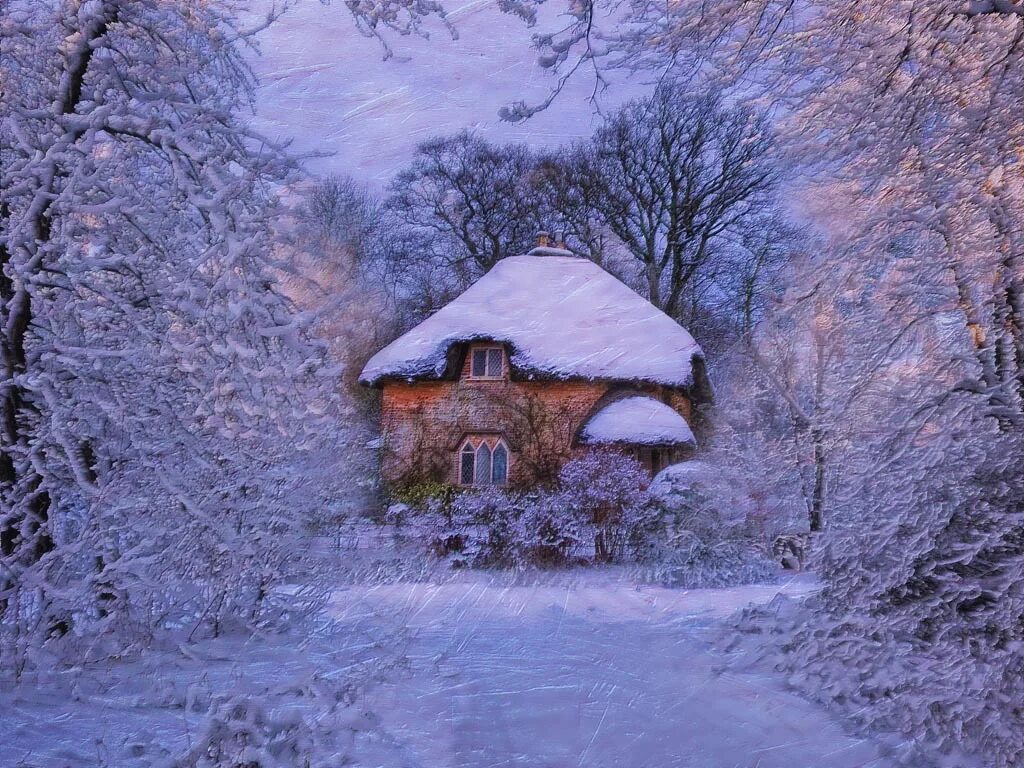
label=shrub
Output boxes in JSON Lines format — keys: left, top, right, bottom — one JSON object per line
{"left": 556, "top": 449, "right": 650, "bottom": 562}
{"left": 389, "top": 480, "right": 460, "bottom": 510}
{"left": 436, "top": 486, "right": 524, "bottom": 567}
{"left": 417, "top": 450, "right": 649, "bottom": 568}
{"left": 638, "top": 521, "right": 779, "bottom": 588}
{"left": 403, "top": 451, "right": 778, "bottom": 585}
{"left": 637, "top": 465, "right": 778, "bottom": 587}
{"left": 513, "top": 494, "right": 588, "bottom": 566}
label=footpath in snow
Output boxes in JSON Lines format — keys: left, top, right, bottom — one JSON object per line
{"left": 333, "top": 570, "right": 895, "bottom": 768}
{"left": 3, "top": 566, "right": 895, "bottom": 767}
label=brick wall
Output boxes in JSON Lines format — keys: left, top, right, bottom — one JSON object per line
{"left": 378, "top": 347, "right": 694, "bottom": 489}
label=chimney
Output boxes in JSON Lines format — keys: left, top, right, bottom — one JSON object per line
{"left": 536, "top": 230, "right": 551, "bottom": 248}
{"left": 555, "top": 230, "right": 566, "bottom": 250}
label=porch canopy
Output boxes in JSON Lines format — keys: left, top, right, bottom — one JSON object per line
{"left": 579, "top": 396, "right": 695, "bottom": 447}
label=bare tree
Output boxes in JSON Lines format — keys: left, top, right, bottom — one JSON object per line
{"left": 585, "top": 83, "right": 782, "bottom": 326}
{"left": 529, "top": 148, "right": 611, "bottom": 265}
{"left": 286, "top": 176, "right": 398, "bottom": 410}
{"left": 301, "top": 175, "right": 380, "bottom": 267}
{"left": 682, "top": 215, "right": 802, "bottom": 359}
{"left": 383, "top": 132, "right": 542, "bottom": 281}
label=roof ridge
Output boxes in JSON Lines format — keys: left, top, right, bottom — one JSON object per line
{"left": 525, "top": 245, "right": 577, "bottom": 258}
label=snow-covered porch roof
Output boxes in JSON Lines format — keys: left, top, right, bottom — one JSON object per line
{"left": 579, "top": 396, "right": 696, "bottom": 447}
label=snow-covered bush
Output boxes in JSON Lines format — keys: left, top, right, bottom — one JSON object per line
{"left": 426, "top": 486, "right": 522, "bottom": 568}
{"left": 172, "top": 695, "right": 315, "bottom": 768}
{"left": 636, "top": 507, "right": 779, "bottom": 589}
{"left": 797, "top": 410, "right": 1024, "bottom": 766}
{"left": 636, "top": 461, "right": 778, "bottom": 588}
{"left": 724, "top": 400, "right": 1024, "bottom": 767}
{"left": 418, "top": 450, "right": 649, "bottom": 568}
{"left": 170, "top": 675, "right": 380, "bottom": 768}
{"left": 414, "top": 450, "right": 775, "bottom": 584}
{"left": 421, "top": 486, "right": 577, "bottom": 568}
{"left": 556, "top": 449, "right": 651, "bottom": 562}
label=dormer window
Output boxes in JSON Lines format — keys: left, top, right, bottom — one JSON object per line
{"left": 457, "top": 435, "right": 510, "bottom": 486}
{"left": 467, "top": 344, "right": 506, "bottom": 380}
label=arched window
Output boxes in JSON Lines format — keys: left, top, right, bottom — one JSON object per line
{"left": 456, "top": 436, "right": 510, "bottom": 486}
{"left": 474, "top": 442, "right": 492, "bottom": 484}
{"left": 460, "top": 443, "right": 475, "bottom": 485}
{"left": 492, "top": 442, "right": 508, "bottom": 484}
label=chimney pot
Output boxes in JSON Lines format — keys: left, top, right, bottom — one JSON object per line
{"left": 555, "top": 230, "right": 566, "bottom": 250}
{"left": 536, "top": 230, "right": 551, "bottom": 248}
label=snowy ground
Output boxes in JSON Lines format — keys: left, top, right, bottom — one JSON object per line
{"left": 4, "top": 561, "right": 896, "bottom": 767}
{"left": 335, "top": 570, "right": 894, "bottom": 768}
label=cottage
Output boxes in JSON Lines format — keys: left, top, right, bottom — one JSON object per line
{"left": 359, "top": 237, "right": 712, "bottom": 490}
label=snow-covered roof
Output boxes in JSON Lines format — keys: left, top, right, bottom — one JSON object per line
{"left": 359, "top": 254, "right": 704, "bottom": 388}
{"left": 579, "top": 396, "right": 696, "bottom": 447}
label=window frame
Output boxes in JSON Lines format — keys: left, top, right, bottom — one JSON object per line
{"left": 456, "top": 435, "right": 511, "bottom": 486}
{"left": 466, "top": 343, "right": 506, "bottom": 381}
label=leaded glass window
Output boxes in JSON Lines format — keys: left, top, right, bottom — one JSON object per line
{"left": 457, "top": 437, "right": 510, "bottom": 486}
{"left": 474, "top": 442, "right": 492, "bottom": 484}
{"left": 471, "top": 349, "right": 488, "bottom": 377}
{"left": 491, "top": 442, "right": 508, "bottom": 484}
{"left": 467, "top": 344, "right": 505, "bottom": 380}
{"left": 460, "top": 443, "right": 475, "bottom": 484}
{"left": 486, "top": 348, "right": 503, "bottom": 377}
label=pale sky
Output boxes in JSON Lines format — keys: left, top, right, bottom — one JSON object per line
{"left": 250, "top": 0, "right": 648, "bottom": 186}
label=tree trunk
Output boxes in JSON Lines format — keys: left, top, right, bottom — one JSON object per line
{"left": 0, "top": 3, "right": 117, "bottom": 620}
{"left": 809, "top": 429, "right": 826, "bottom": 532}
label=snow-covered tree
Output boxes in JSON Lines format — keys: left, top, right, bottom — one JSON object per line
{"left": 712, "top": 196, "right": 1024, "bottom": 761}
{"left": 277, "top": 176, "right": 400, "bottom": 517}
{"left": 516, "top": 1, "right": 1023, "bottom": 420}
{"left": 564, "top": 6, "right": 1022, "bottom": 760}
{"left": 0, "top": 0, "right": 342, "bottom": 661}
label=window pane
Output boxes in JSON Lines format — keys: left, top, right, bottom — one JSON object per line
{"left": 486, "top": 348, "right": 503, "bottom": 377}
{"left": 471, "top": 350, "right": 487, "bottom": 377}
{"left": 492, "top": 443, "right": 508, "bottom": 484}
{"left": 474, "top": 443, "right": 492, "bottom": 484}
{"left": 460, "top": 446, "right": 475, "bottom": 484}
